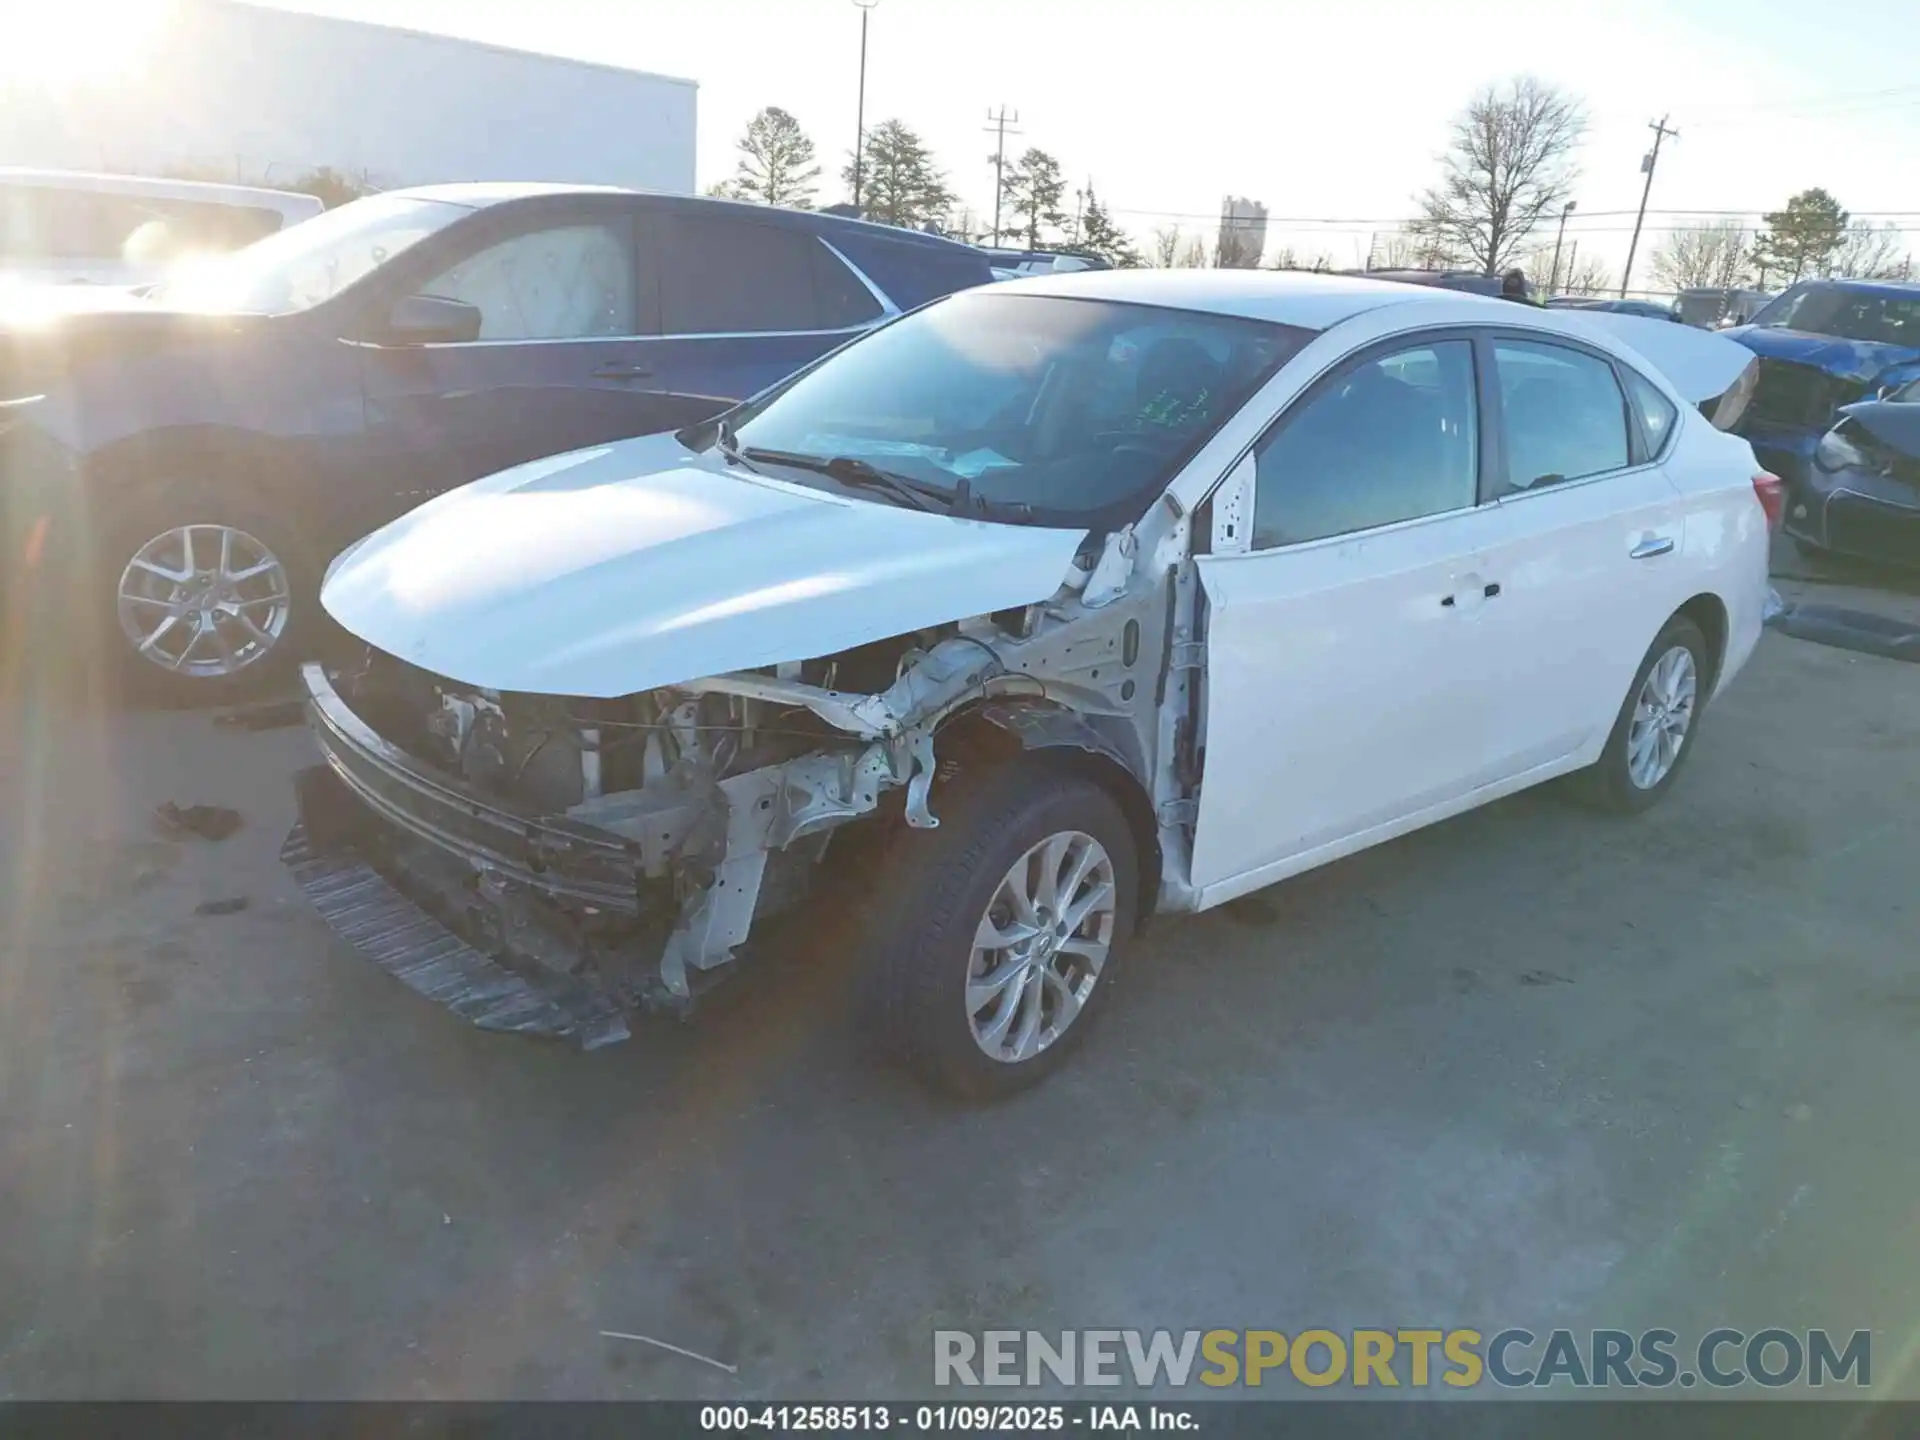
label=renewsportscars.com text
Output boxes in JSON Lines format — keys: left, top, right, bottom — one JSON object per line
{"left": 933, "top": 1328, "right": 1871, "bottom": 1390}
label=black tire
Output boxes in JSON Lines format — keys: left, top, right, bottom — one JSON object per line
{"left": 863, "top": 761, "right": 1140, "bottom": 1100}
{"left": 99, "top": 486, "right": 319, "bottom": 707}
{"left": 1568, "top": 615, "right": 1710, "bottom": 814}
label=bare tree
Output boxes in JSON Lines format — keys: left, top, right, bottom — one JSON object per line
{"left": 1650, "top": 221, "right": 1754, "bottom": 292}
{"left": 1415, "top": 77, "right": 1586, "bottom": 277}
{"left": 1827, "top": 222, "right": 1910, "bottom": 280}
{"left": 1150, "top": 226, "right": 1182, "bottom": 268}
{"left": 1175, "top": 234, "right": 1210, "bottom": 269}
{"left": 1521, "top": 245, "right": 1560, "bottom": 295}
{"left": 1369, "top": 228, "right": 1430, "bottom": 270}
{"left": 1562, "top": 256, "right": 1613, "bottom": 296}
{"left": 1268, "top": 246, "right": 1333, "bottom": 272}
{"left": 1216, "top": 232, "right": 1262, "bottom": 269}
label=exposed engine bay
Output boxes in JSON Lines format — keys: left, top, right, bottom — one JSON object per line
{"left": 295, "top": 524, "right": 1205, "bottom": 1039}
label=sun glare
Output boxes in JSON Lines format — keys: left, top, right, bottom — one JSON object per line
{"left": 0, "top": 0, "right": 173, "bottom": 89}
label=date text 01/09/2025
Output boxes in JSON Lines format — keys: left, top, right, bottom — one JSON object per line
{"left": 700, "top": 1405, "right": 1197, "bottom": 1432}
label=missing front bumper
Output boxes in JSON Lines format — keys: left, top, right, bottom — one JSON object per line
{"left": 282, "top": 799, "right": 631, "bottom": 1050}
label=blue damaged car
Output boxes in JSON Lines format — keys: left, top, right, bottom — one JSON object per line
{"left": 1724, "top": 278, "right": 1920, "bottom": 491}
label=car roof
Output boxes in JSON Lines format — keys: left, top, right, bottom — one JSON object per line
{"left": 0, "top": 166, "right": 324, "bottom": 214}
{"left": 1790, "top": 277, "right": 1920, "bottom": 298}
{"left": 996, "top": 267, "right": 1498, "bottom": 329}
{"left": 387, "top": 183, "right": 983, "bottom": 255}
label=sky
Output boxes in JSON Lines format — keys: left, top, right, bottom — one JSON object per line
{"left": 16, "top": 0, "right": 1920, "bottom": 281}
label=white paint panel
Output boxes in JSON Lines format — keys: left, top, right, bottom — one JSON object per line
{"left": 1188, "top": 510, "right": 1500, "bottom": 892}
{"left": 320, "top": 433, "right": 1088, "bottom": 698}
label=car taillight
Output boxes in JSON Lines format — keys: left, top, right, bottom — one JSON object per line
{"left": 1752, "top": 472, "right": 1785, "bottom": 531}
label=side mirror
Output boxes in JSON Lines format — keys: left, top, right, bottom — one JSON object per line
{"left": 380, "top": 293, "right": 482, "bottom": 345}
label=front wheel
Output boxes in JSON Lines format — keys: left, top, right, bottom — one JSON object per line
{"left": 1569, "top": 615, "right": 1709, "bottom": 814}
{"left": 107, "top": 498, "right": 314, "bottom": 704}
{"left": 863, "top": 763, "right": 1140, "bottom": 1100}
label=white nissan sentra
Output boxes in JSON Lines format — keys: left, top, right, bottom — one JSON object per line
{"left": 293, "top": 270, "right": 1776, "bottom": 1098}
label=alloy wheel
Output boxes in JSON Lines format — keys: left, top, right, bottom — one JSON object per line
{"left": 966, "top": 830, "right": 1117, "bottom": 1064}
{"left": 1626, "top": 644, "right": 1697, "bottom": 790}
{"left": 116, "top": 524, "right": 292, "bottom": 679}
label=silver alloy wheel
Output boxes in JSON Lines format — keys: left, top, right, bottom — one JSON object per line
{"left": 1626, "top": 644, "right": 1698, "bottom": 790}
{"left": 116, "top": 524, "right": 292, "bottom": 679}
{"left": 966, "top": 829, "right": 1117, "bottom": 1065}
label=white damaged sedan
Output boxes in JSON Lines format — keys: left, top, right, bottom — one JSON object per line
{"left": 292, "top": 270, "right": 1776, "bottom": 1097}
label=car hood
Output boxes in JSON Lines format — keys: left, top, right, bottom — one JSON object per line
{"left": 1723, "top": 325, "right": 1920, "bottom": 382}
{"left": 320, "top": 433, "right": 1091, "bottom": 698}
{"left": 0, "top": 280, "right": 263, "bottom": 380}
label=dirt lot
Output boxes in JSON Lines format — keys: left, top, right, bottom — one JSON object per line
{"left": 3, "top": 609, "right": 1918, "bottom": 1400}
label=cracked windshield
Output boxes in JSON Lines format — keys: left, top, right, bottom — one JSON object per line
{"left": 0, "top": 0, "right": 1914, "bottom": 1432}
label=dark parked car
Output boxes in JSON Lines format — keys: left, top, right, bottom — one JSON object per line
{"left": 1675, "top": 286, "right": 1772, "bottom": 330}
{"left": 1787, "top": 378, "right": 1920, "bottom": 568}
{"left": 1348, "top": 268, "right": 1517, "bottom": 299}
{"left": 0, "top": 183, "right": 992, "bottom": 698}
{"left": 1546, "top": 297, "right": 1681, "bottom": 322}
{"left": 1724, "top": 278, "right": 1920, "bottom": 491}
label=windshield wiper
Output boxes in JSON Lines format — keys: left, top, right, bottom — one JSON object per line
{"left": 738, "top": 447, "right": 950, "bottom": 514}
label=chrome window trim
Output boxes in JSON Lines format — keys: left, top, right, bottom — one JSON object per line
{"left": 817, "top": 236, "right": 902, "bottom": 320}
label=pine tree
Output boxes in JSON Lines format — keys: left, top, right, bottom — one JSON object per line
{"left": 1073, "top": 188, "right": 1142, "bottom": 268}
{"left": 1002, "top": 148, "right": 1067, "bottom": 250}
{"left": 1751, "top": 189, "right": 1850, "bottom": 285}
{"left": 841, "top": 119, "right": 956, "bottom": 229}
{"left": 720, "top": 107, "right": 821, "bottom": 209}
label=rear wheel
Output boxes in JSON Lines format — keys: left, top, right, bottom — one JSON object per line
{"left": 864, "top": 763, "right": 1140, "bottom": 1100}
{"left": 1569, "top": 615, "right": 1709, "bottom": 814}
{"left": 105, "top": 493, "right": 315, "bottom": 704}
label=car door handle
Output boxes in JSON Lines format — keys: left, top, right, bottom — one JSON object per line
{"left": 592, "top": 363, "right": 655, "bottom": 381}
{"left": 1630, "top": 536, "right": 1676, "bottom": 560}
{"left": 1441, "top": 582, "right": 1501, "bottom": 608}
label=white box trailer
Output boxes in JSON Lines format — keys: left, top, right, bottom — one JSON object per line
{"left": 0, "top": 0, "right": 697, "bottom": 196}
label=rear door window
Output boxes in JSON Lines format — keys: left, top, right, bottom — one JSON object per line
{"left": 1490, "top": 338, "right": 1632, "bottom": 497}
{"left": 657, "top": 215, "right": 829, "bottom": 335}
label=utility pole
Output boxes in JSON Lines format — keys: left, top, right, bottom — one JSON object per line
{"left": 983, "top": 105, "right": 1020, "bottom": 246}
{"left": 1548, "top": 199, "right": 1576, "bottom": 296}
{"left": 850, "top": 0, "right": 880, "bottom": 211}
{"left": 1567, "top": 239, "right": 1579, "bottom": 292}
{"left": 1621, "top": 115, "right": 1678, "bottom": 298}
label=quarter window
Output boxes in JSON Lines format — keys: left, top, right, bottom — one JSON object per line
{"left": 1492, "top": 339, "right": 1631, "bottom": 496}
{"left": 1251, "top": 339, "right": 1479, "bottom": 548}
{"left": 1622, "top": 366, "right": 1679, "bottom": 458}
{"left": 419, "top": 223, "right": 636, "bottom": 340}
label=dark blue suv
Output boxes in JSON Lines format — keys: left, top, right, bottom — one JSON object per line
{"left": 1725, "top": 278, "right": 1920, "bottom": 489}
{"left": 0, "top": 184, "right": 992, "bottom": 698}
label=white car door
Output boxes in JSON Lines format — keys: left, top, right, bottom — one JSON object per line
{"left": 1458, "top": 334, "right": 1699, "bottom": 779}
{"left": 1188, "top": 334, "right": 1505, "bottom": 898}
